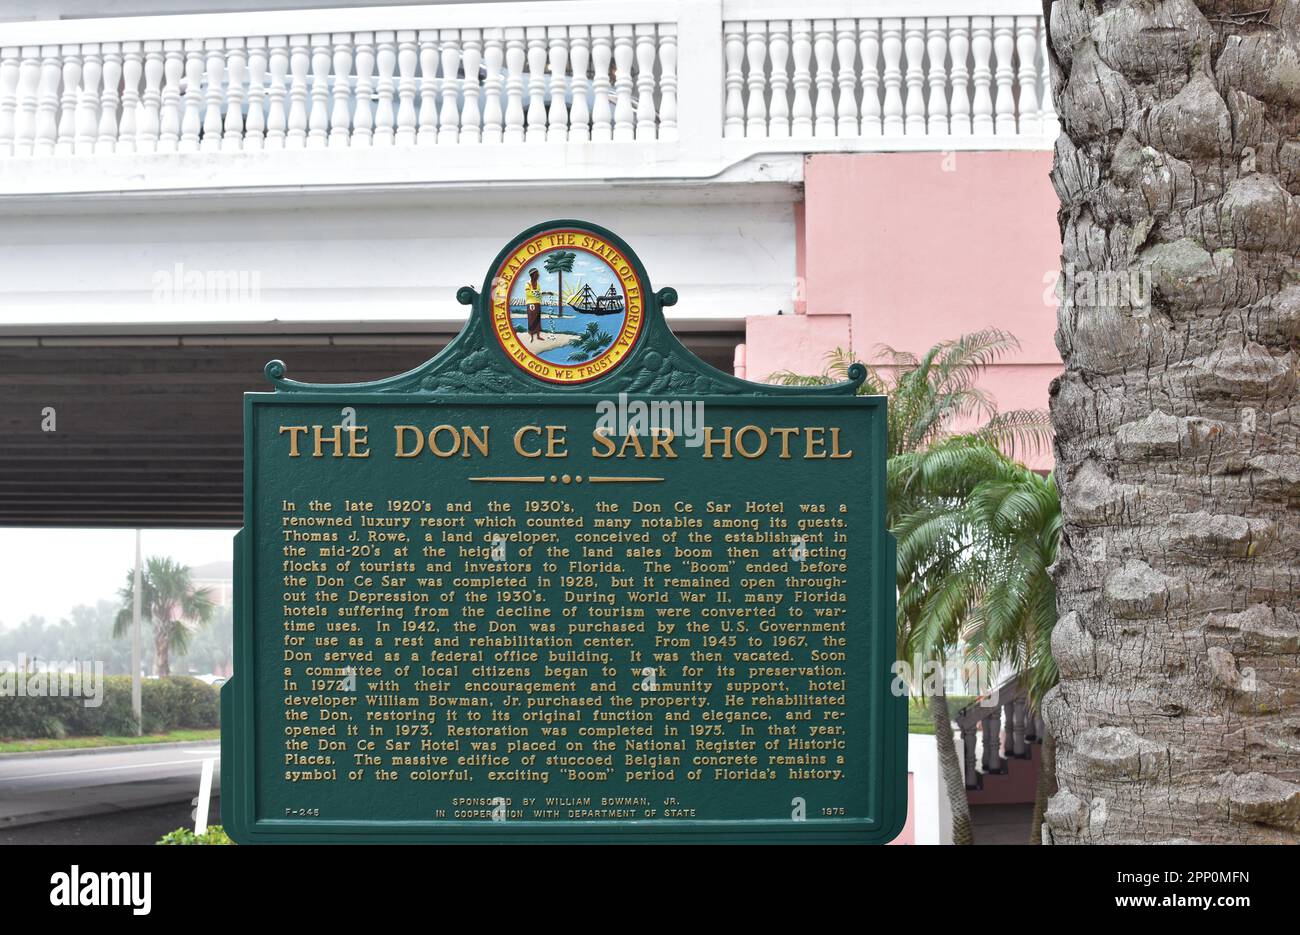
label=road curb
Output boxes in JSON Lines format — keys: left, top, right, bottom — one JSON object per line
{"left": 0, "top": 739, "right": 220, "bottom": 760}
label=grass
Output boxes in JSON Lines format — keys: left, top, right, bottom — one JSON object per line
{"left": 0, "top": 728, "right": 220, "bottom": 754}
{"left": 907, "top": 696, "right": 977, "bottom": 735}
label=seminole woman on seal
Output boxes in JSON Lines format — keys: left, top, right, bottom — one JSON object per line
{"left": 525, "top": 268, "right": 543, "bottom": 342}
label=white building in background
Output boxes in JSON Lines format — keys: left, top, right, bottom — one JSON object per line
{"left": 1, "top": 0, "right": 1059, "bottom": 409}
{"left": 188, "top": 559, "right": 233, "bottom": 606}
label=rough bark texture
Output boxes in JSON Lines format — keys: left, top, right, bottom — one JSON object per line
{"left": 1031, "top": 730, "right": 1057, "bottom": 844}
{"left": 1045, "top": 0, "right": 1300, "bottom": 843}
{"left": 931, "top": 693, "right": 975, "bottom": 844}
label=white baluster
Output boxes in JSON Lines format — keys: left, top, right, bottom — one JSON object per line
{"left": 34, "top": 46, "right": 59, "bottom": 156}
{"left": 790, "top": 21, "right": 811, "bottom": 138}
{"left": 949, "top": 18, "right": 971, "bottom": 135}
{"left": 460, "top": 28, "right": 481, "bottom": 144}
{"left": 835, "top": 19, "right": 858, "bottom": 137}
{"left": 77, "top": 44, "right": 101, "bottom": 155}
{"left": 525, "top": 27, "right": 547, "bottom": 143}
{"left": 417, "top": 30, "right": 438, "bottom": 146}
{"left": 658, "top": 23, "right": 676, "bottom": 141}
{"left": 971, "top": 17, "right": 993, "bottom": 135}
{"left": 201, "top": 39, "right": 224, "bottom": 152}
{"left": 859, "top": 18, "right": 880, "bottom": 136}
{"left": 547, "top": 26, "right": 568, "bottom": 143}
{"left": 503, "top": 27, "right": 525, "bottom": 143}
{"left": 139, "top": 41, "right": 163, "bottom": 153}
{"left": 119, "top": 42, "right": 141, "bottom": 153}
{"left": 330, "top": 33, "right": 352, "bottom": 147}
{"left": 926, "top": 19, "right": 949, "bottom": 136}
{"left": 881, "top": 20, "right": 903, "bottom": 135}
{"left": 723, "top": 22, "right": 744, "bottom": 139}
{"left": 903, "top": 19, "right": 925, "bottom": 135}
{"left": 812, "top": 21, "right": 834, "bottom": 137}
{"left": 98, "top": 42, "right": 121, "bottom": 153}
{"left": 266, "top": 36, "right": 289, "bottom": 148}
{"left": 439, "top": 29, "right": 461, "bottom": 145}
{"left": 589, "top": 26, "right": 611, "bottom": 142}
{"left": 745, "top": 21, "right": 767, "bottom": 138}
{"left": 56, "top": 45, "right": 80, "bottom": 155}
{"left": 1040, "top": 21, "right": 1058, "bottom": 139}
{"left": 767, "top": 21, "right": 789, "bottom": 139}
{"left": 245, "top": 37, "right": 267, "bottom": 150}
{"left": 481, "top": 28, "right": 504, "bottom": 144}
{"left": 612, "top": 25, "right": 634, "bottom": 142}
{"left": 1016, "top": 16, "right": 1040, "bottom": 136}
{"left": 285, "top": 36, "right": 309, "bottom": 147}
{"left": 307, "top": 34, "right": 331, "bottom": 148}
{"left": 180, "top": 39, "right": 205, "bottom": 152}
{"left": 0, "top": 47, "right": 20, "bottom": 156}
{"left": 635, "top": 23, "right": 657, "bottom": 141}
{"left": 373, "top": 32, "right": 395, "bottom": 146}
{"left": 159, "top": 40, "right": 183, "bottom": 151}
{"left": 12, "top": 47, "right": 40, "bottom": 156}
{"left": 395, "top": 30, "right": 417, "bottom": 145}
{"left": 993, "top": 17, "right": 1016, "bottom": 134}
{"left": 568, "top": 26, "right": 590, "bottom": 143}
{"left": 351, "top": 33, "right": 374, "bottom": 147}
{"left": 224, "top": 38, "right": 246, "bottom": 151}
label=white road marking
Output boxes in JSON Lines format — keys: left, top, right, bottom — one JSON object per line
{"left": 0, "top": 755, "right": 219, "bottom": 783}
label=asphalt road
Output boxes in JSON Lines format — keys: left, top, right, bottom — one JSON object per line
{"left": 0, "top": 742, "right": 220, "bottom": 835}
{"left": 0, "top": 798, "right": 219, "bottom": 845}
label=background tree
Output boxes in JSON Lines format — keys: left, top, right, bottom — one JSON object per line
{"left": 544, "top": 250, "right": 575, "bottom": 318}
{"left": 773, "top": 330, "right": 1051, "bottom": 844}
{"left": 115, "top": 557, "right": 215, "bottom": 677}
{"left": 892, "top": 439, "right": 1060, "bottom": 842}
{"left": 1045, "top": 1, "right": 1300, "bottom": 842}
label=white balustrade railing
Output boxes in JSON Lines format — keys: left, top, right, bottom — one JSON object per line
{"left": 0, "top": 5, "right": 676, "bottom": 155}
{"left": 722, "top": 5, "right": 1056, "bottom": 142}
{"left": 0, "top": 1, "right": 1055, "bottom": 189}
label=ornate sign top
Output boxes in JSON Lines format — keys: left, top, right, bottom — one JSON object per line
{"left": 262, "top": 219, "right": 867, "bottom": 399}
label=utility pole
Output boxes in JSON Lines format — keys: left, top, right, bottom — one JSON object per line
{"left": 132, "top": 529, "right": 143, "bottom": 736}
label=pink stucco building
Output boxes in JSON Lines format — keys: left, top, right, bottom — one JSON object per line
{"left": 740, "top": 151, "right": 1060, "bottom": 469}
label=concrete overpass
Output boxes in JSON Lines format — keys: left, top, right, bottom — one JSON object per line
{"left": 0, "top": 319, "right": 742, "bottom": 528}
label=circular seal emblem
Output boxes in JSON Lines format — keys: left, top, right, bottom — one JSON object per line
{"left": 489, "top": 227, "right": 645, "bottom": 384}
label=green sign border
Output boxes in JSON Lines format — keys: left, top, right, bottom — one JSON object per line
{"left": 221, "top": 219, "right": 905, "bottom": 844}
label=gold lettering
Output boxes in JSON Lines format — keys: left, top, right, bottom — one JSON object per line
{"left": 313, "top": 424, "right": 345, "bottom": 458}
{"left": 804, "top": 426, "right": 827, "bottom": 459}
{"left": 514, "top": 425, "right": 543, "bottom": 458}
{"left": 394, "top": 425, "right": 424, "bottom": 458}
{"left": 591, "top": 427, "right": 616, "bottom": 458}
{"left": 734, "top": 425, "right": 768, "bottom": 459}
{"left": 769, "top": 427, "right": 798, "bottom": 459}
{"left": 279, "top": 425, "right": 308, "bottom": 457}
{"left": 702, "top": 426, "right": 732, "bottom": 459}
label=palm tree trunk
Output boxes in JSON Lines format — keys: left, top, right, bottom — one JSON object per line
{"left": 930, "top": 692, "right": 974, "bottom": 845}
{"left": 1046, "top": 2, "right": 1300, "bottom": 842}
{"left": 1030, "top": 729, "right": 1055, "bottom": 845}
{"left": 154, "top": 624, "right": 170, "bottom": 677}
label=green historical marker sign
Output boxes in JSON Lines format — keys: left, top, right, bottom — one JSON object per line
{"left": 221, "top": 220, "right": 904, "bottom": 843}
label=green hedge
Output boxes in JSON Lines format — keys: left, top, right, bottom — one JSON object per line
{"left": 158, "top": 825, "right": 233, "bottom": 845}
{"left": 0, "top": 675, "right": 220, "bottom": 741}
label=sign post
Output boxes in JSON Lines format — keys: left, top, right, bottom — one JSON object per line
{"left": 222, "top": 220, "right": 904, "bottom": 843}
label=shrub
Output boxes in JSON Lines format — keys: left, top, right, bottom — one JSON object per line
{"left": 0, "top": 674, "right": 220, "bottom": 741}
{"left": 157, "top": 825, "right": 234, "bottom": 845}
